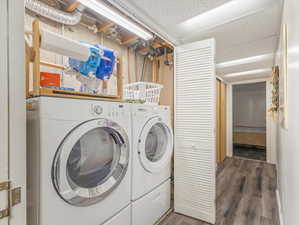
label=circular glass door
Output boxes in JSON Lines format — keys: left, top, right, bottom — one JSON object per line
{"left": 52, "top": 119, "right": 129, "bottom": 207}
{"left": 138, "top": 116, "right": 173, "bottom": 173}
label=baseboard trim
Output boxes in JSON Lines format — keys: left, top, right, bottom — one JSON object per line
{"left": 276, "top": 189, "right": 284, "bottom": 225}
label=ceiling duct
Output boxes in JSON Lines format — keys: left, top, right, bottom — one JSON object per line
{"left": 105, "top": 25, "right": 122, "bottom": 43}
{"left": 25, "top": 0, "right": 83, "bottom": 25}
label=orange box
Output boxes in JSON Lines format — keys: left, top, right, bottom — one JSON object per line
{"left": 40, "top": 72, "right": 60, "bottom": 87}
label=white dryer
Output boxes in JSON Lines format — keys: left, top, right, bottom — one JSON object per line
{"left": 27, "top": 97, "right": 131, "bottom": 225}
{"left": 131, "top": 104, "right": 173, "bottom": 225}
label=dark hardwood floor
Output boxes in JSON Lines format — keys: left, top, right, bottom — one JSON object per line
{"left": 159, "top": 157, "right": 279, "bottom": 225}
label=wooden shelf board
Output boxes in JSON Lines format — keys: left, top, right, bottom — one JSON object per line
{"left": 27, "top": 88, "right": 123, "bottom": 102}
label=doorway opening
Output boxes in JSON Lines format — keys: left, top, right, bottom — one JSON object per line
{"left": 232, "top": 82, "right": 267, "bottom": 161}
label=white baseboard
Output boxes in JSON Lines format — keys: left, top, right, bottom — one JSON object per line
{"left": 276, "top": 189, "right": 284, "bottom": 225}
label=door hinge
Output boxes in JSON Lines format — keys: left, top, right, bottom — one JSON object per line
{"left": 11, "top": 187, "right": 21, "bottom": 207}
{"left": 0, "top": 209, "right": 9, "bottom": 220}
{"left": 0, "top": 181, "right": 10, "bottom": 192}
{"left": 0, "top": 181, "right": 22, "bottom": 220}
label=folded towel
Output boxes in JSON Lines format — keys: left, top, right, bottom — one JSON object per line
{"left": 94, "top": 44, "right": 116, "bottom": 80}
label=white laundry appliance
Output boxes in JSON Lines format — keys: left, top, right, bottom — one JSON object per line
{"left": 131, "top": 104, "right": 174, "bottom": 225}
{"left": 27, "top": 97, "right": 131, "bottom": 225}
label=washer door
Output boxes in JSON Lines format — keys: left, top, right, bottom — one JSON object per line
{"left": 52, "top": 119, "right": 129, "bottom": 207}
{"left": 138, "top": 116, "right": 173, "bottom": 173}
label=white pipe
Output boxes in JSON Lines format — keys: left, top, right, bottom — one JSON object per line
{"left": 41, "top": 29, "right": 90, "bottom": 61}
{"left": 25, "top": 0, "right": 82, "bottom": 25}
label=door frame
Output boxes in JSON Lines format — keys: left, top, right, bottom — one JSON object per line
{"left": 0, "top": 0, "right": 9, "bottom": 224}
{"left": 216, "top": 79, "right": 227, "bottom": 163}
{"left": 0, "top": 0, "right": 26, "bottom": 224}
{"left": 226, "top": 78, "right": 277, "bottom": 164}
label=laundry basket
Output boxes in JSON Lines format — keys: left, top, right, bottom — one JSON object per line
{"left": 124, "top": 82, "right": 163, "bottom": 105}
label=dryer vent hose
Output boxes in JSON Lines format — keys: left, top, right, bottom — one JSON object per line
{"left": 25, "top": 0, "right": 82, "bottom": 25}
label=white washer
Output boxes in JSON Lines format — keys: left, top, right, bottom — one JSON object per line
{"left": 27, "top": 97, "right": 131, "bottom": 225}
{"left": 131, "top": 104, "right": 173, "bottom": 225}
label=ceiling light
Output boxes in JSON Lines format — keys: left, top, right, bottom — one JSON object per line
{"left": 224, "top": 68, "right": 272, "bottom": 78}
{"left": 217, "top": 54, "right": 274, "bottom": 69}
{"left": 179, "top": 0, "right": 272, "bottom": 32}
{"left": 78, "top": 0, "right": 153, "bottom": 40}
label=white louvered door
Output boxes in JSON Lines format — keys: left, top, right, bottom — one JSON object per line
{"left": 174, "top": 39, "right": 216, "bottom": 224}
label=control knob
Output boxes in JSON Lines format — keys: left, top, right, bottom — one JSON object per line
{"left": 93, "top": 105, "right": 103, "bottom": 115}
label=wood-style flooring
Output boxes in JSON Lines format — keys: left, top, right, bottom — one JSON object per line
{"left": 159, "top": 157, "right": 279, "bottom": 225}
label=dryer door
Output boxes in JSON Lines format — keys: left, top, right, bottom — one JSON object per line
{"left": 138, "top": 116, "right": 173, "bottom": 173}
{"left": 52, "top": 119, "right": 130, "bottom": 207}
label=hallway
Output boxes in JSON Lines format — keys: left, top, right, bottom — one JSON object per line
{"left": 160, "top": 157, "right": 279, "bottom": 225}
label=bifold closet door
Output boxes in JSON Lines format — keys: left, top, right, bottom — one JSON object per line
{"left": 174, "top": 39, "right": 216, "bottom": 224}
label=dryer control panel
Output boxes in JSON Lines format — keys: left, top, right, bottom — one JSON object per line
{"left": 109, "top": 104, "right": 126, "bottom": 118}
{"left": 90, "top": 103, "right": 127, "bottom": 119}
{"left": 92, "top": 105, "right": 103, "bottom": 115}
